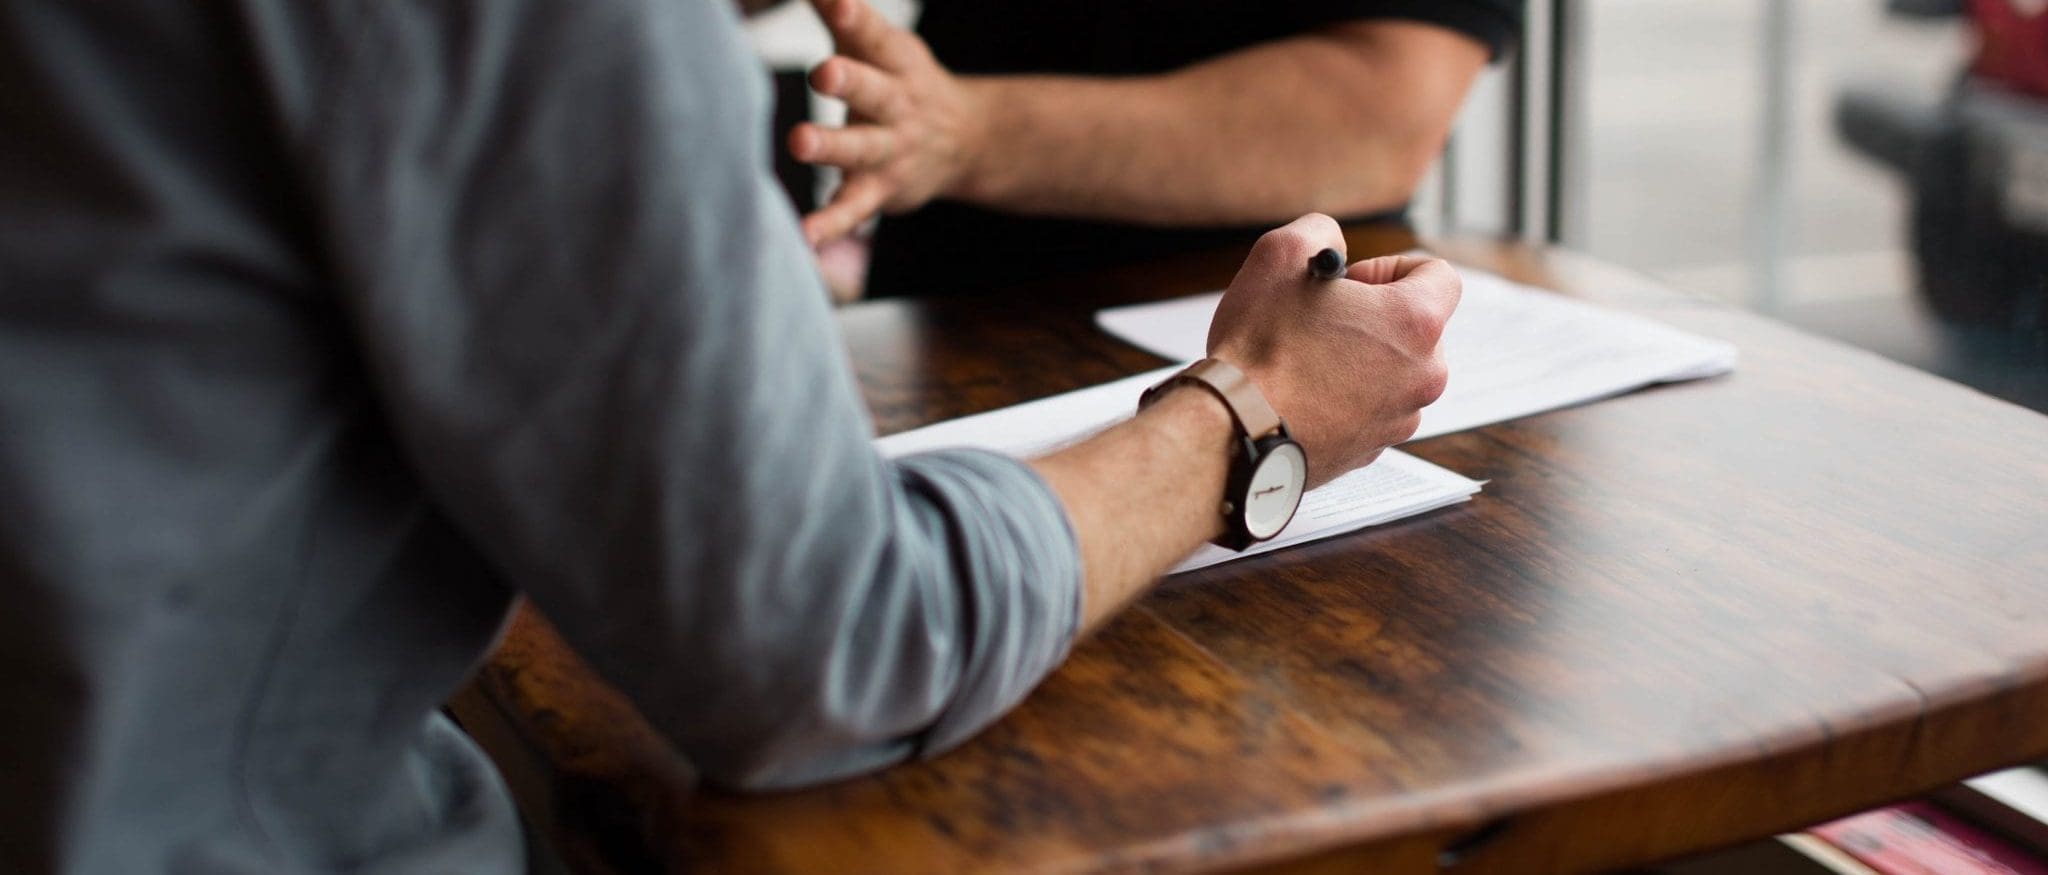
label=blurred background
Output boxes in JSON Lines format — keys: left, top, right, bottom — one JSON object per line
{"left": 749, "top": 0, "right": 2048, "bottom": 413}
{"left": 1425, "top": 0, "right": 2048, "bottom": 414}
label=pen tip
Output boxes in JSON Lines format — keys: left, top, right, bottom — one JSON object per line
{"left": 1309, "top": 248, "right": 1345, "bottom": 280}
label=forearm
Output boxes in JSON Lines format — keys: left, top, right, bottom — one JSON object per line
{"left": 954, "top": 23, "right": 1484, "bottom": 225}
{"left": 1030, "top": 386, "right": 1234, "bottom": 632}
{"left": 648, "top": 386, "right": 1232, "bottom": 785}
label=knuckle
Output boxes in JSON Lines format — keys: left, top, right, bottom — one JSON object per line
{"left": 1253, "top": 226, "right": 1314, "bottom": 266}
{"left": 1393, "top": 300, "right": 1436, "bottom": 346}
{"left": 1398, "top": 294, "right": 1449, "bottom": 345}
{"left": 1390, "top": 412, "right": 1423, "bottom": 444}
{"left": 1254, "top": 224, "right": 1304, "bottom": 251}
{"left": 1300, "top": 211, "right": 1340, "bottom": 237}
{"left": 1441, "top": 261, "right": 1465, "bottom": 297}
{"left": 1415, "top": 357, "right": 1450, "bottom": 407}
{"left": 1251, "top": 213, "right": 1341, "bottom": 272}
{"left": 1433, "top": 269, "right": 1464, "bottom": 321}
{"left": 1421, "top": 261, "right": 1462, "bottom": 315}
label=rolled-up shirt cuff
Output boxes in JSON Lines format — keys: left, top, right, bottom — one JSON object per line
{"left": 892, "top": 448, "right": 1083, "bottom": 758}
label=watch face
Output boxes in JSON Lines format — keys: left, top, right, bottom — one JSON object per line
{"left": 1244, "top": 442, "right": 1307, "bottom": 540}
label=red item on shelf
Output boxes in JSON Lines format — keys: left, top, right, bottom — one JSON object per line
{"left": 1973, "top": 0, "right": 2048, "bottom": 98}
{"left": 1809, "top": 801, "right": 2048, "bottom": 875}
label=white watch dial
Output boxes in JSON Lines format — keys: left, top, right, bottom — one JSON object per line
{"left": 1243, "top": 442, "right": 1307, "bottom": 540}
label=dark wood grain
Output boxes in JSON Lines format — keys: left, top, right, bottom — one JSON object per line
{"left": 455, "top": 225, "right": 2048, "bottom": 874}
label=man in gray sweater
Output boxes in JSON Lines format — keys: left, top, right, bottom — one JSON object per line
{"left": 0, "top": 1, "right": 1459, "bottom": 872}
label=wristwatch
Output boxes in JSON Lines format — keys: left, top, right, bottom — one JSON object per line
{"left": 1139, "top": 358, "right": 1308, "bottom": 550}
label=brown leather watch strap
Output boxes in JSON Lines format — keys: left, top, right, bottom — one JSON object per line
{"left": 1146, "top": 358, "right": 1283, "bottom": 439}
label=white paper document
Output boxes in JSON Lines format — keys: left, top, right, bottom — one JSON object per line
{"left": 875, "top": 372, "right": 1482, "bottom": 574}
{"left": 1094, "top": 264, "right": 1739, "bottom": 441}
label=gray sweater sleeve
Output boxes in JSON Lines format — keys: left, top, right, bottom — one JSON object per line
{"left": 276, "top": 0, "right": 1081, "bottom": 789}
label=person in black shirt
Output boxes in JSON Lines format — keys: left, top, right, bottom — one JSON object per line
{"left": 787, "top": 0, "right": 1523, "bottom": 297}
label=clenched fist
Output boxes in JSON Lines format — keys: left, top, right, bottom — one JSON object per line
{"left": 1206, "top": 214, "right": 1460, "bottom": 487}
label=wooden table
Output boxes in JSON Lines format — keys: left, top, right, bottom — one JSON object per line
{"left": 450, "top": 225, "right": 2048, "bottom": 874}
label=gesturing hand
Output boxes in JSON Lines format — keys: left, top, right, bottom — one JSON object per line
{"left": 790, "top": 0, "right": 987, "bottom": 246}
{"left": 1207, "top": 215, "right": 1461, "bottom": 487}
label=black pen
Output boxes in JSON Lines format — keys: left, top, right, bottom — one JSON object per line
{"left": 1308, "top": 247, "right": 1345, "bottom": 281}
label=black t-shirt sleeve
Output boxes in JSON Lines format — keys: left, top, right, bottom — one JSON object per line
{"left": 920, "top": 0, "right": 1524, "bottom": 76}
{"left": 1277, "top": 0, "right": 1526, "bottom": 59}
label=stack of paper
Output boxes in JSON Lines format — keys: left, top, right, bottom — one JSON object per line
{"left": 874, "top": 261, "right": 1734, "bottom": 574}
{"left": 875, "top": 370, "right": 1482, "bottom": 574}
{"left": 1094, "top": 263, "right": 1739, "bottom": 441}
